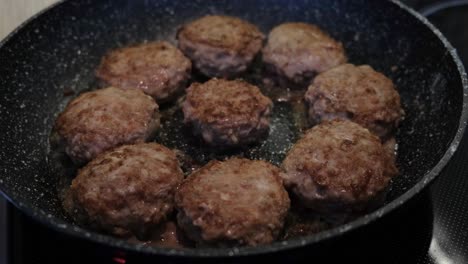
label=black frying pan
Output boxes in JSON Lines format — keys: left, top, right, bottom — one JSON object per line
{"left": 0, "top": 0, "right": 467, "bottom": 260}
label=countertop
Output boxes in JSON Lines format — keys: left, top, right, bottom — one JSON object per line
{"left": 0, "top": 0, "right": 60, "bottom": 40}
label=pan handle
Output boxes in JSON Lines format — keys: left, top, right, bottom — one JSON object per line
{"left": 418, "top": 0, "right": 468, "bottom": 16}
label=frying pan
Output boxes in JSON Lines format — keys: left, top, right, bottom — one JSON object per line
{"left": 1, "top": 0, "right": 467, "bottom": 260}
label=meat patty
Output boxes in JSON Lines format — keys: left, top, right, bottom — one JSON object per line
{"left": 64, "top": 143, "right": 184, "bottom": 238}
{"left": 54, "top": 87, "right": 159, "bottom": 164}
{"left": 182, "top": 78, "right": 273, "bottom": 147}
{"left": 177, "top": 15, "right": 264, "bottom": 78}
{"left": 175, "top": 158, "right": 290, "bottom": 246}
{"left": 96, "top": 41, "right": 191, "bottom": 103}
{"left": 305, "top": 64, "right": 404, "bottom": 140}
{"left": 262, "top": 22, "right": 347, "bottom": 84}
{"left": 282, "top": 120, "right": 397, "bottom": 218}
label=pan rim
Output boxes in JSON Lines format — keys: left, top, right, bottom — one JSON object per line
{"left": 1, "top": 0, "right": 467, "bottom": 258}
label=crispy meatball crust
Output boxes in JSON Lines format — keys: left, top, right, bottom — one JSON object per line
{"left": 96, "top": 41, "right": 192, "bottom": 103}
{"left": 177, "top": 15, "right": 264, "bottom": 78}
{"left": 175, "top": 158, "right": 290, "bottom": 246}
{"left": 305, "top": 64, "right": 404, "bottom": 139}
{"left": 64, "top": 143, "right": 184, "bottom": 238}
{"left": 54, "top": 87, "right": 159, "bottom": 164}
{"left": 262, "top": 22, "right": 347, "bottom": 83}
{"left": 282, "top": 120, "right": 397, "bottom": 217}
{"left": 182, "top": 78, "right": 273, "bottom": 147}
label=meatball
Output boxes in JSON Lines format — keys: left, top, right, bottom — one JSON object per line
{"left": 54, "top": 87, "right": 159, "bottom": 164}
{"left": 262, "top": 22, "right": 347, "bottom": 84}
{"left": 175, "top": 158, "right": 290, "bottom": 246}
{"left": 64, "top": 143, "right": 184, "bottom": 238}
{"left": 282, "top": 120, "right": 397, "bottom": 218}
{"left": 96, "top": 41, "right": 191, "bottom": 103}
{"left": 177, "top": 15, "right": 264, "bottom": 78}
{"left": 182, "top": 78, "right": 273, "bottom": 147}
{"left": 305, "top": 63, "right": 404, "bottom": 139}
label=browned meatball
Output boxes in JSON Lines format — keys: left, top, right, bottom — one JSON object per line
{"left": 262, "top": 22, "right": 347, "bottom": 83}
{"left": 175, "top": 158, "right": 290, "bottom": 246}
{"left": 282, "top": 120, "right": 397, "bottom": 218}
{"left": 177, "top": 15, "right": 264, "bottom": 78}
{"left": 96, "top": 41, "right": 191, "bottom": 103}
{"left": 305, "top": 64, "right": 404, "bottom": 139}
{"left": 54, "top": 87, "right": 159, "bottom": 164}
{"left": 182, "top": 78, "right": 273, "bottom": 147}
{"left": 64, "top": 143, "right": 184, "bottom": 238}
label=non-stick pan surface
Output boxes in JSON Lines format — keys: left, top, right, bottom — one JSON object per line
{"left": 0, "top": 0, "right": 467, "bottom": 258}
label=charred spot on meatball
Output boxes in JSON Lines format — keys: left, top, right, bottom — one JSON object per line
{"left": 281, "top": 120, "right": 398, "bottom": 220}
{"left": 175, "top": 158, "right": 290, "bottom": 246}
{"left": 182, "top": 78, "right": 273, "bottom": 147}
{"left": 305, "top": 63, "right": 404, "bottom": 140}
{"left": 262, "top": 22, "right": 347, "bottom": 84}
{"left": 54, "top": 87, "right": 159, "bottom": 164}
{"left": 177, "top": 15, "right": 264, "bottom": 78}
{"left": 63, "top": 143, "right": 184, "bottom": 238}
{"left": 96, "top": 41, "right": 192, "bottom": 103}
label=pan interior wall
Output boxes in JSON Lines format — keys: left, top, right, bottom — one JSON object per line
{"left": 0, "top": 0, "right": 463, "bottom": 244}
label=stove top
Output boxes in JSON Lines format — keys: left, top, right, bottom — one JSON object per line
{"left": 2, "top": 1, "right": 468, "bottom": 263}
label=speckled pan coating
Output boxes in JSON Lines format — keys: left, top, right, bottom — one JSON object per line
{"left": 0, "top": 0, "right": 467, "bottom": 259}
